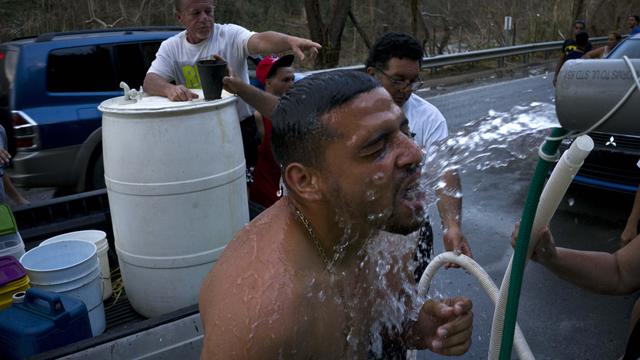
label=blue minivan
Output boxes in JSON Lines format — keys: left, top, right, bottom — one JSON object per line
{"left": 0, "top": 27, "right": 183, "bottom": 191}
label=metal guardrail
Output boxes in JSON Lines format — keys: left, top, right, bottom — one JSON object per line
{"left": 303, "top": 36, "right": 610, "bottom": 75}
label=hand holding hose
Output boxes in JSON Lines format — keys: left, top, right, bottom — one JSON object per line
{"left": 443, "top": 226, "right": 473, "bottom": 268}
{"left": 407, "top": 297, "right": 473, "bottom": 355}
{"left": 511, "top": 222, "right": 558, "bottom": 264}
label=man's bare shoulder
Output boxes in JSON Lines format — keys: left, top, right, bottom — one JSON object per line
{"left": 199, "top": 200, "right": 312, "bottom": 357}
{"left": 200, "top": 199, "right": 296, "bottom": 295}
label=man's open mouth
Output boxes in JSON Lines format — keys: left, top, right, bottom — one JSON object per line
{"left": 399, "top": 175, "right": 425, "bottom": 212}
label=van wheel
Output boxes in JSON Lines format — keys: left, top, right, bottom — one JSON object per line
{"left": 88, "top": 152, "right": 105, "bottom": 190}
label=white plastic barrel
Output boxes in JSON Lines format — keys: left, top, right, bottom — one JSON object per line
{"left": 99, "top": 90, "right": 249, "bottom": 318}
{"left": 20, "top": 240, "right": 105, "bottom": 336}
{"left": 41, "top": 230, "right": 112, "bottom": 300}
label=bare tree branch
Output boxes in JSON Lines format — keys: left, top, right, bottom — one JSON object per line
{"left": 348, "top": 10, "right": 371, "bottom": 49}
{"left": 134, "top": 0, "right": 150, "bottom": 23}
{"left": 84, "top": 0, "right": 125, "bottom": 28}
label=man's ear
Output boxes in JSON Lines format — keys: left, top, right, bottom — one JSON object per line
{"left": 366, "top": 66, "right": 376, "bottom": 76}
{"left": 283, "top": 163, "right": 323, "bottom": 201}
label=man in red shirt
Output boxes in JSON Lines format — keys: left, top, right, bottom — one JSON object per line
{"left": 249, "top": 55, "right": 295, "bottom": 208}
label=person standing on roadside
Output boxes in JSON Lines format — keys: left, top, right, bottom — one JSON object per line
{"left": 249, "top": 54, "right": 295, "bottom": 209}
{"left": 629, "top": 15, "right": 640, "bottom": 35}
{"left": 584, "top": 31, "right": 621, "bottom": 59}
{"left": 553, "top": 20, "right": 592, "bottom": 86}
{"left": 143, "top": 0, "right": 321, "bottom": 170}
{"left": 365, "top": 32, "right": 472, "bottom": 279}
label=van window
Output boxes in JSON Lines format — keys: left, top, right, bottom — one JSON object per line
{"left": 47, "top": 46, "right": 117, "bottom": 92}
{"left": 113, "top": 42, "right": 161, "bottom": 89}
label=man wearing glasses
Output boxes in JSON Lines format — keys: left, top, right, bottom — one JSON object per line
{"left": 365, "top": 32, "right": 472, "bottom": 279}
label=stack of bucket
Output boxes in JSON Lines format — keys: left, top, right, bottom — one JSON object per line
{"left": 40, "top": 230, "right": 112, "bottom": 300}
{"left": 0, "top": 256, "right": 30, "bottom": 310}
{"left": 20, "top": 240, "right": 106, "bottom": 336}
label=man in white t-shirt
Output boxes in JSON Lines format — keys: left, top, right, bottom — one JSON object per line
{"left": 366, "top": 32, "right": 472, "bottom": 278}
{"left": 144, "top": 0, "right": 321, "bottom": 169}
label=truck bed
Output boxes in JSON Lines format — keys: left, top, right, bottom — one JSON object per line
{"left": 15, "top": 189, "right": 204, "bottom": 359}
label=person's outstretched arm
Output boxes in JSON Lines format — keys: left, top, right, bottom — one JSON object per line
{"left": 621, "top": 186, "right": 640, "bottom": 247}
{"left": 584, "top": 46, "right": 605, "bottom": 59}
{"left": 248, "top": 32, "right": 321, "bottom": 61}
{"left": 436, "top": 169, "right": 472, "bottom": 260}
{"left": 512, "top": 224, "right": 640, "bottom": 295}
{"left": 223, "top": 76, "right": 279, "bottom": 119}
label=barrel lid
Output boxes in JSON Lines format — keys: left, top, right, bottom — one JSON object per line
{"left": 0, "top": 255, "right": 27, "bottom": 287}
{"left": 98, "top": 89, "right": 237, "bottom": 114}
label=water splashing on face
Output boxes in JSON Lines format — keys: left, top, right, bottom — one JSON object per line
{"left": 414, "top": 102, "right": 559, "bottom": 205}
{"left": 286, "top": 102, "right": 560, "bottom": 358}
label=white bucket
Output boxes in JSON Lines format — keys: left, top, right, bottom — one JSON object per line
{"left": 41, "top": 230, "right": 112, "bottom": 300}
{"left": 0, "top": 232, "right": 25, "bottom": 260}
{"left": 20, "top": 240, "right": 105, "bottom": 336}
{"left": 99, "top": 92, "right": 249, "bottom": 317}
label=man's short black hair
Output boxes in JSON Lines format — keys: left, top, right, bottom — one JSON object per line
{"left": 575, "top": 20, "right": 586, "bottom": 28}
{"left": 365, "top": 32, "right": 424, "bottom": 70}
{"left": 632, "top": 15, "right": 640, "bottom": 23}
{"left": 271, "top": 71, "right": 381, "bottom": 170}
{"left": 576, "top": 31, "right": 589, "bottom": 47}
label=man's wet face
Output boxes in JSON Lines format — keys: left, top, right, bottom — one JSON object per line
{"left": 319, "top": 88, "right": 424, "bottom": 235}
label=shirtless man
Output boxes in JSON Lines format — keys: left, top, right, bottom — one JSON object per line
{"left": 200, "top": 71, "right": 473, "bottom": 358}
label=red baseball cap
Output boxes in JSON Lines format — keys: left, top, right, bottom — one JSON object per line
{"left": 256, "top": 54, "right": 295, "bottom": 86}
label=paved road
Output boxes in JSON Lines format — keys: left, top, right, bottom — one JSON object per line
{"left": 416, "top": 75, "right": 637, "bottom": 359}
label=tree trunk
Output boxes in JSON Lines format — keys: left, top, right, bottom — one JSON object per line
{"left": 437, "top": 20, "right": 451, "bottom": 54}
{"left": 410, "top": 0, "right": 418, "bottom": 37}
{"left": 348, "top": 10, "right": 371, "bottom": 49}
{"left": 417, "top": 11, "right": 431, "bottom": 54}
{"left": 571, "top": 0, "right": 585, "bottom": 32}
{"left": 304, "top": 0, "right": 351, "bottom": 68}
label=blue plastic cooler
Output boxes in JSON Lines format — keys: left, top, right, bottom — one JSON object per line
{"left": 0, "top": 288, "right": 92, "bottom": 359}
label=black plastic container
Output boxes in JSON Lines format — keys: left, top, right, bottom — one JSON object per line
{"left": 197, "top": 59, "right": 227, "bottom": 100}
